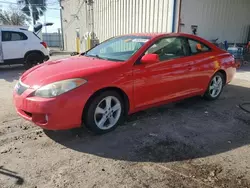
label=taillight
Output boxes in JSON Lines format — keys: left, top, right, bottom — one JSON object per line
{"left": 41, "top": 42, "right": 47, "bottom": 48}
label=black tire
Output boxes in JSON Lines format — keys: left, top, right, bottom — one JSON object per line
{"left": 24, "top": 53, "right": 43, "bottom": 69}
{"left": 83, "top": 90, "right": 125, "bottom": 134}
{"left": 204, "top": 72, "right": 225, "bottom": 100}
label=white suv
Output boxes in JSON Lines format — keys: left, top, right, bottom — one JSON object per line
{"left": 0, "top": 25, "right": 49, "bottom": 69}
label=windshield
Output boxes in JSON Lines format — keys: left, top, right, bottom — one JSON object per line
{"left": 85, "top": 35, "right": 151, "bottom": 62}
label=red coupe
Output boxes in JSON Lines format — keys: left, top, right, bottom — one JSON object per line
{"left": 13, "top": 33, "right": 237, "bottom": 134}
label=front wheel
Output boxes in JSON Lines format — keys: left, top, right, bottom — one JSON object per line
{"left": 204, "top": 72, "right": 225, "bottom": 100}
{"left": 84, "top": 91, "right": 125, "bottom": 134}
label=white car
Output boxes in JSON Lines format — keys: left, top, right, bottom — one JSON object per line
{"left": 0, "top": 25, "right": 49, "bottom": 69}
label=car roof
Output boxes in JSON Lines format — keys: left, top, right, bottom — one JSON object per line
{"left": 122, "top": 32, "right": 218, "bottom": 51}
{"left": 124, "top": 33, "right": 164, "bottom": 37}
{"left": 127, "top": 32, "right": 212, "bottom": 43}
{"left": 124, "top": 32, "right": 201, "bottom": 39}
{"left": 0, "top": 25, "right": 29, "bottom": 31}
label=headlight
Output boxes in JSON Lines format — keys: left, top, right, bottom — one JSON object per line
{"left": 34, "top": 78, "right": 87, "bottom": 98}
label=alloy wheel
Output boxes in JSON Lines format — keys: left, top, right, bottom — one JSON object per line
{"left": 94, "top": 96, "right": 122, "bottom": 130}
{"left": 209, "top": 75, "right": 223, "bottom": 98}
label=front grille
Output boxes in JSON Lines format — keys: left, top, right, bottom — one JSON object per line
{"left": 16, "top": 81, "right": 29, "bottom": 95}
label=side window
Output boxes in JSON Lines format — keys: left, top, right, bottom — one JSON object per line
{"left": 1, "top": 31, "right": 27, "bottom": 42}
{"left": 145, "top": 37, "right": 187, "bottom": 61}
{"left": 188, "top": 39, "right": 210, "bottom": 54}
{"left": 2, "top": 31, "right": 11, "bottom": 41}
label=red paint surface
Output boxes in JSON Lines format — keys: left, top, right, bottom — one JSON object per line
{"left": 13, "top": 33, "right": 237, "bottom": 130}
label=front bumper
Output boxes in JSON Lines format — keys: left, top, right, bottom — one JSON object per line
{"left": 13, "top": 84, "right": 87, "bottom": 130}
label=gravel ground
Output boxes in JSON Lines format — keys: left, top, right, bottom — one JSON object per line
{"left": 0, "top": 56, "right": 250, "bottom": 188}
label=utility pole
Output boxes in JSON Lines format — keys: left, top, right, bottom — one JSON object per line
{"left": 59, "top": 0, "right": 64, "bottom": 50}
{"left": 44, "top": 11, "right": 47, "bottom": 34}
{"left": 87, "top": 0, "right": 94, "bottom": 34}
{"left": 86, "top": 0, "right": 97, "bottom": 50}
{"left": 58, "top": 28, "right": 61, "bottom": 49}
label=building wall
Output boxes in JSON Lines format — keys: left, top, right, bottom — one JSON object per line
{"left": 94, "top": 0, "right": 176, "bottom": 42}
{"left": 61, "top": 0, "right": 177, "bottom": 52}
{"left": 61, "top": 0, "right": 88, "bottom": 52}
{"left": 62, "top": 0, "right": 250, "bottom": 51}
{"left": 180, "top": 0, "right": 250, "bottom": 43}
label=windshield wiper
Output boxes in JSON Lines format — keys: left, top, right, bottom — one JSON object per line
{"left": 85, "top": 54, "right": 107, "bottom": 60}
{"left": 85, "top": 54, "right": 124, "bottom": 62}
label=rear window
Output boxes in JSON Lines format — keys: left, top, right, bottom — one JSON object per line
{"left": 1, "top": 31, "right": 28, "bottom": 41}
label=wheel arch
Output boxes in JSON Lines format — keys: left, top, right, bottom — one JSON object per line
{"left": 204, "top": 69, "right": 227, "bottom": 100}
{"left": 204, "top": 69, "right": 227, "bottom": 96}
{"left": 24, "top": 50, "right": 44, "bottom": 60}
{"left": 82, "top": 86, "right": 130, "bottom": 121}
{"left": 216, "top": 69, "right": 227, "bottom": 85}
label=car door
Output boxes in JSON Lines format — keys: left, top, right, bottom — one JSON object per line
{"left": 184, "top": 38, "right": 215, "bottom": 93}
{"left": 2, "top": 30, "right": 28, "bottom": 61}
{"left": 133, "top": 37, "right": 192, "bottom": 108}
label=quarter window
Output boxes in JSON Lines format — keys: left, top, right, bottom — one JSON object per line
{"left": 2, "top": 31, "right": 28, "bottom": 41}
{"left": 145, "top": 37, "right": 187, "bottom": 61}
{"left": 188, "top": 39, "right": 210, "bottom": 54}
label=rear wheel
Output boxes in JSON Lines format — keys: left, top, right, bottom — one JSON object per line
{"left": 24, "top": 53, "right": 43, "bottom": 69}
{"left": 84, "top": 91, "right": 125, "bottom": 134}
{"left": 204, "top": 72, "right": 224, "bottom": 100}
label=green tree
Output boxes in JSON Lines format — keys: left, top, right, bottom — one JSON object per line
{"left": 17, "top": 0, "right": 47, "bottom": 25}
{"left": 0, "top": 6, "right": 31, "bottom": 26}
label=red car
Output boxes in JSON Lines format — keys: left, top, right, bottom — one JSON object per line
{"left": 13, "top": 33, "right": 237, "bottom": 134}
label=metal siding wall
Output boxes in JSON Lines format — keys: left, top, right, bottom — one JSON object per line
{"left": 94, "top": 0, "right": 173, "bottom": 42}
{"left": 180, "top": 0, "right": 250, "bottom": 43}
{"left": 62, "top": 0, "right": 175, "bottom": 51}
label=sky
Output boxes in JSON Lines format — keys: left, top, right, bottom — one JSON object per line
{"left": 0, "top": 0, "right": 61, "bottom": 33}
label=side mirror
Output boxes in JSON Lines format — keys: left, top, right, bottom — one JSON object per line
{"left": 141, "top": 54, "right": 159, "bottom": 64}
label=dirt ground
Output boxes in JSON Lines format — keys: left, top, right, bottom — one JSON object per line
{"left": 0, "top": 56, "right": 250, "bottom": 188}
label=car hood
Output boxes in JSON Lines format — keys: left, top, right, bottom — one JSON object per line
{"left": 20, "top": 56, "right": 121, "bottom": 87}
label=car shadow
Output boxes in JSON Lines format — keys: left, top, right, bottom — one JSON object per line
{"left": 0, "top": 65, "right": 25, "bottom": 82}
{"left": 0, "top": 166, "right": 24, "bottom": 185}
{"left": 45, "top": 82, "right": 250, "bottom": 163}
